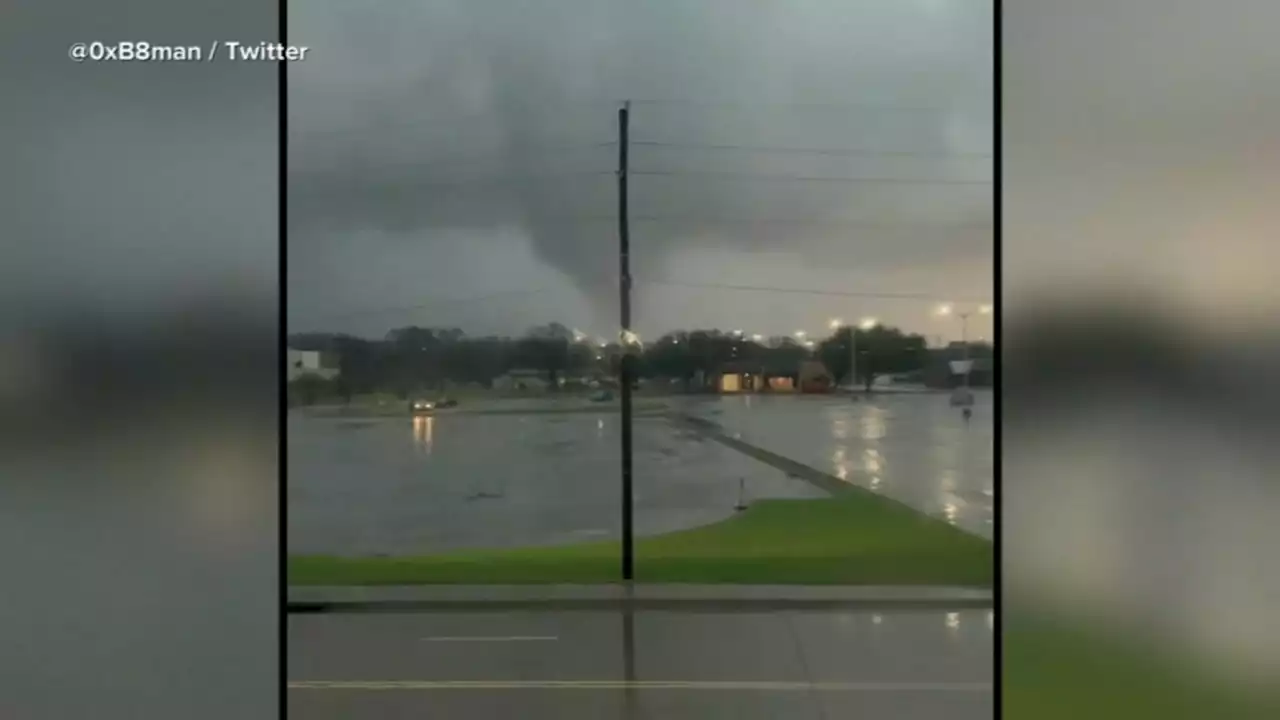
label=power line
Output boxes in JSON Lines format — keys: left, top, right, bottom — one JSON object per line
{"left": 340, "top": 212, "right": 991, "bottom": 230}
{"left": 304, "top": 287, "right": 569, "bottom": 321}
{"left": 629, "top": 215, "right": 990, "bottom": 229}
{"left": 630, "top": 169, "right": 991, "bottom": 186}
{"left": 301, "top": 279, "right": 990, "bottom": 322}
{"left": 626, "top": 98, "right": 953, "bottom": 113}
{"left": 349, "top": 171, "right": 615, "bottom": 191}
{"left": 641, "top": 279, "right": 989, "bottom": 304}
{"left": 518, "top": 214, "right": 991, "bottom": 230}
{"left": 380, "top": 141, "right": 617, "bottom": 170}
{"left": 630, "top": 140, "right": 991, "bottom": 159}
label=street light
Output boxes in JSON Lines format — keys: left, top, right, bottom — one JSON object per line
{"left": 829, "top": 318, "right": 843, "bottom": 330}
{"left": 750, "top": 333, "right": 764, "bottom": 342}
{"left": 850, "top": 317, "right": 878, "bottom": 391}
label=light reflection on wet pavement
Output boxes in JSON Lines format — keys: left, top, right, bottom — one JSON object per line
{"left": 289, "top": 392, "right": 992, "bottom": 555}
{"left": 675, "top": 393, "right": 994, "bottom": 538}
{"left": 288, "top": 413, "right": 826, "bottom": 555}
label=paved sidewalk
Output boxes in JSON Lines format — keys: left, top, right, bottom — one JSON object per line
{"left": 289, "top": 606, "right": 994, "bottom": 719}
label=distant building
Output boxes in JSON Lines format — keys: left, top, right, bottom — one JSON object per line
{"left": 493, "top": 368, "right": 550, "bottom": 391}
{"left": 287, "top": 348, "right": 339, "bottom": 382}
{"left": 924, "top": 345, "right": 993, "bottom": 388}
{"left": 716, "top": 359, "right": 833, "bottom": 394}
{"left": 797, "top": 360, "right": 834, "bottom": 393}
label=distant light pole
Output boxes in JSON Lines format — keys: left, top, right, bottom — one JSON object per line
{"left": 935, "top": 303, "right": 992, "bottom": 388}
{"left": 852, "top": 317, "right": 877, "bottom": 391}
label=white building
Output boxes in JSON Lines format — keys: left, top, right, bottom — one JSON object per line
{"left": 287, "top": 348, "right": 339, "bottom": 382}
{"left": 492, "top": 368, "right": 549, "bottom": 391}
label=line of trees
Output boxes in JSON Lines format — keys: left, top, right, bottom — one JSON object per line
{"left": 288, "top": 321, "right": 991, "bottom": 401}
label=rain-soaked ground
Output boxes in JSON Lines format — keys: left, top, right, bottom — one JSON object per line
{"left": 288, "top": 411, "right": 825, "bottom": 556}
{"left": 673, "top": 391, "right": 994, "bottom": 538}
{"left": 288, "top": 392, "right": 993, "bottom": 555}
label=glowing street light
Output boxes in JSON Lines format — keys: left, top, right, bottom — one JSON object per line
{"left": 935, "top": 303, "right": 954, "bottom": 317}
{"left": 794, "top": 330, "right": 807, "bottom": 340}
{"left": 828, "top": 318, "right": 843, "bottom": 330}
{"left": 979, "top": 304, "right": 993, "bottom": 315}
{"left": 858, "top": 317, "right": 878, "bottom": 331}
{"left": 750, "top": 333, "right": 764, "bottom": 342}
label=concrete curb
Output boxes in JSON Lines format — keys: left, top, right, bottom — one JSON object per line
{"left": 668, "top": 412, "right": 992, "bottom": 540}
{"left": 288, "top": 584, "right": 994, "bottom": 613}
{"left": 671, "top": 413, "right": 853, "bottom": 496}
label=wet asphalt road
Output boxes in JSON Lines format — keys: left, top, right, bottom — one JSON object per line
{"left": 289, "top": 609, "right": 993, "bottom": 719}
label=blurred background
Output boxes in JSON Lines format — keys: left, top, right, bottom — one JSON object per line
{"left": 5, "top": 0, "right": 1280, "bottom": 717}
{"left": 1004, "top": 0, "right": 1279, "bottom": 716}
{"left": 0, "top": 1, "right": 278, "bottom": 718}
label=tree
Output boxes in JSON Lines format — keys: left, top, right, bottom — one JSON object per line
{"left": 515, "top": 335, "right": 570, "bottom": 388}
{"left": 331, "top": 335, "right": 380, "bottom": 396}
{"left": 289, "top": 374, "right": 330, "bottom": 407}
{"left": 644, "top": 333, "right": 698, "bottom": 387}
{"left": 818, "top": 325, "right": 929, "bottom": 389}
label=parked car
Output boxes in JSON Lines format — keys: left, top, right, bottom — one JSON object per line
{"left": 409, "top": 399, "right": 436, "bottom": 413}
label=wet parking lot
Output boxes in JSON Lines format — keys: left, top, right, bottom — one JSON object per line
{"left": 677, "top": 392, "right": 994, "bottom": 537}
{"left": 288, "top": 392, "right": 993, "bottom": 555}
{"left": 288, "top": 410, "right": 825, "bottom": 556}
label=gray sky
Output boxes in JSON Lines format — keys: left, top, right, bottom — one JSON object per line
{"left": 288, "top": 0, "right": 994, "bottom": 342}
{"left": 1, "top": 1, "right": 278, "bottom": 331}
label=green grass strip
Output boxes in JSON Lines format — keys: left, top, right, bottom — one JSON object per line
{"left": 289, "top": 493, "right": 992, "bottom": 587}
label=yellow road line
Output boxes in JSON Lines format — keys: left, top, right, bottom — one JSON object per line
{"left": 288, "top": 680, "right": 990, "bottom": 692}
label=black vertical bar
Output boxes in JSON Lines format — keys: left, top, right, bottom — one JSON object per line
{"left": 618, "top": 101, "right": 634, "bottom": 580}
{"left": 277, "top": 0, "right": 289, "bottom": 717}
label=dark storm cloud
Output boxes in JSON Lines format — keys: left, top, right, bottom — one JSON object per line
{"left": 288, "top": 0, "right": 992, "bottom": 333}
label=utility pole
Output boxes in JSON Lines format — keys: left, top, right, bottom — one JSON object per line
{"left": 959, "top": 312, "right": 971, "bottom": 388}
{"left": 617, "top": 100, "right": 634, "bottom": 581}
